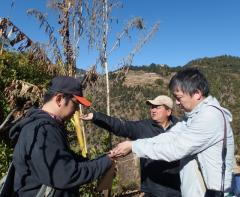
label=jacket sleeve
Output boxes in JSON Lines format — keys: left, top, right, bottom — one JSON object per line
{"left": 132, "top": 106, "right": 227, "bottom": 162}
{"left": 29, "top": 123, "right": 112, "bottom": 189}
{"left": 92, "top": 112, "right": 145, "bottom": 140}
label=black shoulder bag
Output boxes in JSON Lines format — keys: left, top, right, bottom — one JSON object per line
{"left": 0, "top": 166, "right": 55, "bottom": 197}
{"left": 196, "top": 105, "right": 227, "bottom": 197}
{"left": 0, "top": 162, "right": 15, "bottom": 197}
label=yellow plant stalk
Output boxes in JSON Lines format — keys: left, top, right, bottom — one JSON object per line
{"left": 71, "top": 110, "right": 87, "bottom": 157}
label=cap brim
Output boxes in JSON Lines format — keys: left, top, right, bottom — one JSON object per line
{"left": 146, "top": 100, "right": 156, "bottom": 105}
{"left": 74, "top": 95, "right": 91, "bottom": 107}
{"left": 146, "top": 100, "right": 172, "bottom": 109}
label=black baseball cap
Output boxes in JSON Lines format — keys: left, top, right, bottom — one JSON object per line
{"left": 49, "top": 76, "right": 91, "bottom": 107}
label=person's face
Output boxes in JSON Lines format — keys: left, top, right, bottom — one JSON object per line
{"left": 173, "top": 89, "right": 201, "bottom": 112}
{"left": 150, "top": 105, "right": 171, "bottom": 124}
{"left": 59, "top": 95, "right": 80, "bottom": 121}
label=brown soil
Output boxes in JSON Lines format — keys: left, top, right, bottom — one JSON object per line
{"left": 123, "top": 70, "right": 163, "bottom": 87}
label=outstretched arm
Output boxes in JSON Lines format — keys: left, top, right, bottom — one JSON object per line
{"left": 109, "top": 141, "right": 133, "bottom": 158}
{"left": 30, "top": 124, "right": 112, "bottom": 188}
{"left": 110, "top": 107, "right": 227, "bottom": 162}
{"left": 81, "top": 112, "right": 145, "bottom": 140}
{"left": 80, "top": 113, "right": 93, "bottom": 121}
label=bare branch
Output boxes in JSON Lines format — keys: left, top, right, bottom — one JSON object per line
{"left": 72, "top": 0, "right": 83, "bottom": 56}
{"left": 27, "top": 9, "right": 63, "bottom": 64}
{"left": 113, "top": 21, "right": 160, "bottom": 81}
{"left": 108, "top": 17, "right": 144, "bottom": 56}
{"left": 126, "top": 21, "right": 160, "bottom": 66}
{"left": 0, "top": 108, "right": 17, "bottom": 132}
{"left": 81, "top": 65, "right": 99, "bottom": 88}
{"left": 92, "top": 17, "right": 145, "bottom": 69}
{"left": 119, "top": 21, "right": 160, "bottom": 69}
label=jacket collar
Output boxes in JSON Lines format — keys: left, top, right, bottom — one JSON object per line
{"left": 185, "top": 95, "right": 215, "bottom": 118}
{"left": 151, "top": 115, "right": 177, "bottom": 130}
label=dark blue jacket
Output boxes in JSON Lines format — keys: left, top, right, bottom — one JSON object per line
{"left": 9, "top": 108, "right": 112, "bottom": 197}
{"left": 93, "top": 111, "right": 181, "bottom": 197}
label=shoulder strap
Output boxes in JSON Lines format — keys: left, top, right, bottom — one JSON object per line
{"left": 36, "top": 185, "right": 55, "bottom": 197}
{"left": 210, "top": 105, "right": 227, "bottom": 192}
{"left": 196, "top": 105, "right": 227, "bottom": 192}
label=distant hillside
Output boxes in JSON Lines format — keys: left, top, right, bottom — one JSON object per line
{"left": 83, "top": 55, "right": 240, "bottom": 155}
{"left": 75, "top": 68, "right": 86, "bottom": 79}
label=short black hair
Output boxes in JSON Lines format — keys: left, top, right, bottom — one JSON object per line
{"left": 43, "top": 91, "right": 73, "bottom": 105}
{"left": 169, "top": 68, "right": 209, "bottom": 97}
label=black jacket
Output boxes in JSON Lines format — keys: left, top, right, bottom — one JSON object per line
{"left": 93, "top": 112, "right": 181, "bottom": 197}
{"left": 9, "top": 108, "right": 112, "bottom": 197}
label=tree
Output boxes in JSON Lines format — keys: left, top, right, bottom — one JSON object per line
{"left": 1, "top": 1, "right": 160, "bottom": 194}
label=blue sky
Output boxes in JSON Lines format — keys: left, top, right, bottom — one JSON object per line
{"left": 1, "top": 0, "right": 240, "bottom": 72}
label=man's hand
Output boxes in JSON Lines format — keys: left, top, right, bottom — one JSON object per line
{"left": 109, "top": 141, "right": 133, "bottom": 158}
{"left": 80, "top": 113, "right": 93, "bottom": 121}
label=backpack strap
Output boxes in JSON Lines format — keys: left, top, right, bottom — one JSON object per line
{"left": 210, "top": 105, "right": 227, "bottom": 192}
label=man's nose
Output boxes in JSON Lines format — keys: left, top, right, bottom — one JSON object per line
{"left": 175, "top": 100, "right": 180, "bottom": 105}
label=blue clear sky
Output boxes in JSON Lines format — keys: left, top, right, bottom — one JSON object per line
{"left": 1, "top": 0, "right": 240, "bottom": 72}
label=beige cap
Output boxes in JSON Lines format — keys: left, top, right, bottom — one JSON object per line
{"left": 146, "top": 95, "right": 173, "bottom": 109}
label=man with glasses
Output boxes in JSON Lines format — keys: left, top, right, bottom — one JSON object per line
{"left": 110, "top": 68, "right": 235, "bottom": 197}
{"left": 9, "top": 76, "right": 113, "bottom": 196}
{"left": 81, "top": 95, "right": 180, "bottom": 197}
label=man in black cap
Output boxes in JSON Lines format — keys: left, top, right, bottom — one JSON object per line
{"left": 9, "top": 76, "right": 112, "bottom": 196}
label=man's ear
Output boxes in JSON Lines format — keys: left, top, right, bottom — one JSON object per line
{"left": 167, "top": 109, "right": 172, "bottom": 116}
{"left": 55, "top": 93, "right": 63, "bottom": 107}
{"left": 194, "top": 90, "right": 203, "bottom": 100}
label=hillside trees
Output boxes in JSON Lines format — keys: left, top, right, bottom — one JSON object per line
{"left": 0, "top": 50, "right": 53, "bottom": 177}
